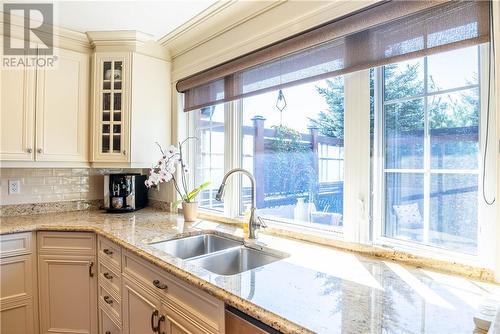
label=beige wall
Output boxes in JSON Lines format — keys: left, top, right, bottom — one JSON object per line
{"left": 0, "top": 168, "right": 103, "bottom": 206}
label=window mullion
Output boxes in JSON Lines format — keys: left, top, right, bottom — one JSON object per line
{"left": 373, "top": 67, "right": 385, "bottom": 242}
{"left": 343, "top": 69, "right": 371, "bottom": 243}
{"left": 423, "top": 56, "right": 431, "bottom": 245}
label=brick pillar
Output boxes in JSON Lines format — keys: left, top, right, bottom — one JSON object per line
{"left": 252, "top": 116, "right": 266, "bottom": 208}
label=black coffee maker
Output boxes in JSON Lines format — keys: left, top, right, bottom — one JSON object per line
{"left": 104, "top": 174, "right": 147, "bottom": 212}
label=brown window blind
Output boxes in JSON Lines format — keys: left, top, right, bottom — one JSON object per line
{"left": 178, "top": 0, "right": 490, "bottom": 112}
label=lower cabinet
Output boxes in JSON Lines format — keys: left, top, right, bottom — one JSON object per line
{"left": 121, "top": 276, "right": 161, "bottom": 334}
{"left": 1, "top": 232, "right": 228, "bottom": 334}
{"left": 0, "top": 232, "right": 38, "bottom": 334}
{"left": 37, "top": 232, "right": 97, "bottom": 334}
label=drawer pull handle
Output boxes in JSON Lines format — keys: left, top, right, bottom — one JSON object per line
{"left": 103, "top": 295, "right": 113, "bottom": 304}
{"left": 105, "top": 332, "right": 111, "bottom": 334}
{"left": 158, "top": 314, "right": 166, "bottom": 334}
{"left": 153, "top": 279, "right": 168, "bottom": 290}
{"left": 103, "top": 248, "right": 113, "bottom": 255}
{"left": 151, "top": 310, "right": 159, "bottom": 332}
{"left": 103, "top": 272, "right": 113, "bottom": 280}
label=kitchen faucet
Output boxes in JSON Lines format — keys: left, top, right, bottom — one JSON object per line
{"left": 215, "top": 168, "right": 266, "bottom": 239}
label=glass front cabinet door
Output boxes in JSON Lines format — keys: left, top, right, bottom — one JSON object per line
{"left": 93, "top": 53, "right": 130, "bottom": 162}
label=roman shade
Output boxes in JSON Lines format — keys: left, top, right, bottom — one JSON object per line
{"left": 178, "top": 0, "right": 490, "bottom": 112}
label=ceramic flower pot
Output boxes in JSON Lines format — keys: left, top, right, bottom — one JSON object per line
{"left": 182, "top": 202, "right": 198, "bottom": 222}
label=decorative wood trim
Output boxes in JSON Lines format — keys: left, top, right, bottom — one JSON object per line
{"left": 87, "top": 31, "right": 170, "bottom": 61}
{"left": 166, "top": 1, "right": 376, "bottom": 81}
{"left": 0, "top": 11, "right": 92, "bottom": 53}
{"left": 0, "top": 232, "right": 33, "bottom": 258}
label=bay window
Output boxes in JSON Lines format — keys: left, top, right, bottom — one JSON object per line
{"left": 180, "top": 0, "right": 495, "bottom": 263}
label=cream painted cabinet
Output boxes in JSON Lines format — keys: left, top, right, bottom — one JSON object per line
{"left": 90, "top": 49, "right": 170, "bottom": 168}
{"left": 0, "top": 232, "right": 38, "bottom": 334}
{"left": 35, "top": 48, "right": 89, "bottom": 162}
{"left": 121, "top": 277, "right": 160, "bottom": 334}
{"left": 121, "top": 249, "right": 225, "bottom": 334}
{"left": 93, "top": 53, "right": 130, "bottom": 163}
{"left": 0, "top": 46, "right": 89, "bottom": 165}
{"left": 37, "top": 232, "right": 97, "bottom": 334}
{"left": 0, "top": 58, "right": 36, "bottom": 161}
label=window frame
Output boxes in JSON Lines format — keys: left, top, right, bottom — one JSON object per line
{"left": 372, "top": 44, "right": 497, "bottom": 267}
{"left": 184, "top": 44, "right": 496, "bottom": 267}
{"left": 187, "top": 71, "right": 372, "bottom": 242}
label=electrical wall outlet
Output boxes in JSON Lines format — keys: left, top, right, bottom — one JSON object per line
{"left": 8, "top": 180, "right": 21, "bottom": 194}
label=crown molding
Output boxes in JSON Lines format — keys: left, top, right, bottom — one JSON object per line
{"left": 169, "top": 0, "right": 376, "bottom": 81}
{"left": 159, "top": 0, "right": 284, "bottom": 59}
{"left": 87, "top": 30, "right": 170, "bottom": 60}
{"left": 0, "top": 11, "right": 92, "bottom": 53}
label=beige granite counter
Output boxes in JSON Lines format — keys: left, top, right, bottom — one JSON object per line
{"left": 1, "top": 208, "right": 499, "bottom": 334}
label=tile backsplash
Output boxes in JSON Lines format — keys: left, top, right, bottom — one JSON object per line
{"left": 0, "top": 168, "right": 104, "bottom": 206}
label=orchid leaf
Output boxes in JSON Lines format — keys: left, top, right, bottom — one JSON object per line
{"left": 186, "top": 181, "right": 210, "bottom": 202}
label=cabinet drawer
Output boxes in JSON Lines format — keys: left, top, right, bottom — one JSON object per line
{"left": 99, "top": 306, "right": 121, "bottom": 334}
{"left": 98, "top": 261, "right": 121, "bottom": 295}
{"left": 98, "top": 236, "right": 121, "bottom": 270}
{"left": 122, "top": 250, "right": 169, "bottom": 298}
{"left": 38, "top": 231, "right": 95, "bottom": 255}
{"left": 163, "top": 276, "right": 225, "bottom": 334}
{"left": 99, "top": 284, "right": 121, "bottom": 322}
{"left": 0, "top": 254, "right": 34, "bottom": 303}
{"left": 0, "top": 232, "right": 32, "bottom": 258}
{"left": 123, "top": 250, "right": 224, "bottom": 333}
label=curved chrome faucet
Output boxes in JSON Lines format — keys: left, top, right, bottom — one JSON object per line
{"left": 215, "top": 168, "right": 266, "bottom": 239}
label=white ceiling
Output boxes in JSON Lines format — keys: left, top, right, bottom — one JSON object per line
{"left": 49, "top": 1, "right": 217, "bottom": 40}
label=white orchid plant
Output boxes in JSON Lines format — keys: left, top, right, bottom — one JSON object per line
{"left": 145, "top": 137, "right": 209, "bottom": 206}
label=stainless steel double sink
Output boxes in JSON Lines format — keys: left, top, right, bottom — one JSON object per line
{"left": 149, "top": 234, "right": 287, "bottom": 276}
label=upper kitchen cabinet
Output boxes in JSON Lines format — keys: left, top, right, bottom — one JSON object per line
{"left": 35, "top": 48, "right": 89, "bottom": 163}
{"left": 88, "top": 32, "right": 171, "bottom": 168}
{"left": 0, "top": 34, "right": 91, "bottom": 167}
{"left": 0, "top": 43, "right": 36, "bottom": 162}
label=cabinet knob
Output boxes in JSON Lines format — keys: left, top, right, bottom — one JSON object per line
{"left": 37, "top": 148, "right": 42, "bottom": 154}
{"left": 103, "top": 272, "right": 113, "bottom": 280}
{"left": 122, "top": 150, "right": 126, "bottom": 155}
{"left": 27, "top": 148, "right": 33, "bottom": 153}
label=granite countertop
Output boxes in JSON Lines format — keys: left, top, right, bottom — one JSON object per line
{"left": 1, "top": 208, "right": 499, "bottom": 334}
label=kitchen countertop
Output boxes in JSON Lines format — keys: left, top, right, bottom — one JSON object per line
{"left": 1, "top": 208, "right": 499, "bottom": 334}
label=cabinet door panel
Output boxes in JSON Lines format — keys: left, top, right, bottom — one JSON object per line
{"left": 0, "top": 255, "right": 33, "bottom": 303}
{"left": 35, "top": 48, "right": 89, "bottom": 162}
{"left": 0, "top": 53, "right": 35, "bottom": 161}
{"left": 38, "top": 254, "right": 97, "bottom": 334}
{"left": 121, "top": 277, "right": 158, "bottom": 334}
{"left": 92, "top": 54, "right": 130, "bottom": 163}
{"left": 163, "top": 315, "right": 194, "bottom": 334}
{"left": 0, "top": 300, "right": 37, "bottom": 334}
